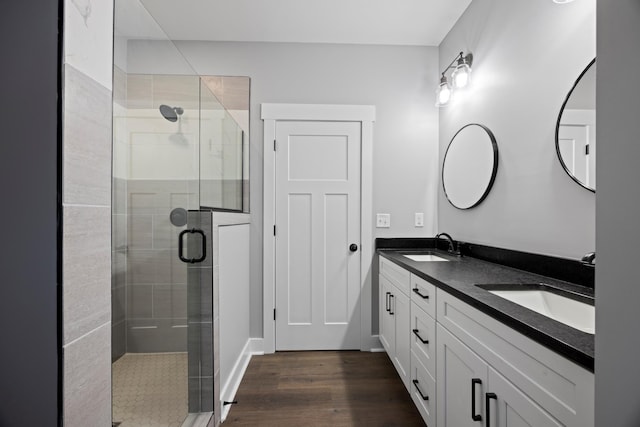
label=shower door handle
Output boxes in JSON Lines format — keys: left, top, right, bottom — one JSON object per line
{"left": 178, "top": 228, "right": 207, "bottom": 263}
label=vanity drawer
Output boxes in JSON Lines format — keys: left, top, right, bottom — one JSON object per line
{"left": 379, "top": 257, "right": 410, "bottom": 296}
{"left": 410, "top": 273, "right": 436, "bottom": 318}
{"left": 410, "top": 302, "right": 436, "bottom": 377}
{"left": 410, "top": 350, "right": 436, "bottom": 427}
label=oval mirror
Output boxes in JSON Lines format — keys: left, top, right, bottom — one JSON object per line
{"left": 442, "top": 123, "right": 499, "bottom": 209}
{"left": 555, "top": 59, "right": 596, "bottom": 192}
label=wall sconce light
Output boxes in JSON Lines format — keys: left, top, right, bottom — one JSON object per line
{"left": 436, "top": 51, "right": 473, "bottom": 107}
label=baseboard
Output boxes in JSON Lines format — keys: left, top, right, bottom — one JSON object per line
{"left": 220, "top": 338, "right": 263, "bottom": 422}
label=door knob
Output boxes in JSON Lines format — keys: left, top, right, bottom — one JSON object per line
{"left": 349, "top": 243, "right": 358, "bottom": 252}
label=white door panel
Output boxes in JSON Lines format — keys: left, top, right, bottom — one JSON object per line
{"left": 558, "top": 109, "right": 595, "bottom": 188}
{"left": 488, "top": 367, "right": 562, "bottom": 427}
{"left": 275, "top": 121, "right": 361, "bottom": 350}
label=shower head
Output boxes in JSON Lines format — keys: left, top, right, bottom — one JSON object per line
{"left": 159, "top": 104, "right": 184, "bottom": 122}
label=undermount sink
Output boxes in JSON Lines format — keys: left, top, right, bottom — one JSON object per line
{"left": 478, "top": 284, "right": 595, "bottom": 334}
{"left": 403, "top": 253, "right": 449, "bottom": 262}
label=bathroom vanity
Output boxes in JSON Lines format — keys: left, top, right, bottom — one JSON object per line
{"left": 378, "top": 241, "right": 594, "bottom": 427}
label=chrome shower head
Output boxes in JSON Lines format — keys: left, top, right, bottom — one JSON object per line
{"left": 159, "top": 104, "right": 184, "bottom": 122}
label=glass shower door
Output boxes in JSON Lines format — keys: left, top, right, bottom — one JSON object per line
{"left": 112, "top": 73, "right": 208, "bottom": 427}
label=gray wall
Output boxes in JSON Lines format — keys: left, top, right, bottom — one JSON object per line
{"left": 438, "top": 0, "right": 596, "bottom": 259}
{"left": 0, "top": 2, "right": 60, "bottom": 425}
{"left": 128, "top": 41, "right": 440, "bottom": 338}
{"left": 595, "top": 1, "right": 640, "bottom": 425}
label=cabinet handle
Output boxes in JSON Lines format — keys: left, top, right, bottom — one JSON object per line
{"left": 412, "top": 379, "right": 429, "bottom": 401}
{"left": 486, "top": 392, "right": 497, "bottom": 427}
{"left": 413, "top": 288, "right": 429, "bottom": 299}
{"left": 389, "top": 294, "right": 395, "bottom": 315}
{"left": 471, "top": 378, "right": 482, "bottom": 421}
{"left": 385, "top": 292, "right": 391, "bottom": 312}
{"left": 412, "top": 329, "right": 429, "bottom": 344}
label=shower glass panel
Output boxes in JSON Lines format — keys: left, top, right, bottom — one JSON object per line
{"left": 112, "top": 73, "right": 202, "bottom": 427}
{"left": 200, "top": 77, "right": 249, "bottom": 211}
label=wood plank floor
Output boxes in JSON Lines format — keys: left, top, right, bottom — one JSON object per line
{"left": 223, "top": 351, "right": 426, "bottom": 427}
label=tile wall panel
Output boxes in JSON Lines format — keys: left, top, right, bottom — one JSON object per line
{"left": 63, "top": 323, "right": 111, "bottom": 427}
{"left": 63, "top": 64, "right": 112, "bottom": 206}
{"left": 63, "top": 206, "right": 111, "bottom": 344}
{"left": 125, "top": 180, "right": 195, "bottom": 352}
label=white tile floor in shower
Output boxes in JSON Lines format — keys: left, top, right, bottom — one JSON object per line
{"left": 112, "top": 353, "right": 188, "bottom": 427}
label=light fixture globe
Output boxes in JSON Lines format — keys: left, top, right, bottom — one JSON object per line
{"left": 451, "top": 57, "right": 472, "bottom": 89}
{"left": 436, "top": 75, "right": 452, "bottom": 107}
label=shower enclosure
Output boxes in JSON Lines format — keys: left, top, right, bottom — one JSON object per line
{"left": 111, "top": 70, "right": 249, "bottom": 426}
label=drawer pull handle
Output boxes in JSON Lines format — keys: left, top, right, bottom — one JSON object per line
{"left": 412, "top": 329, "right": 429, "bottom": 344}
{"left": 412, "top": 379, "right": 429, "bottom": 401}
{"left": 471, "top": 378, "right": 482, "bottom": 421}
{"left": 413, "top": 288, "right": 429, "bottom": 299}
{"left": 389, "top": 294, "right": 395, "bottom": 315}
{"left": 486, "top": 392, "right": 497, "bottom": 427}
{"left": 385, "top": 292, "right": 391, "bottom": 312}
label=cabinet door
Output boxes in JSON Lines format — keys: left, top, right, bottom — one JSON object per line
{"left": 379, "top": 275, "right": 394, "bottom": 354}
{"left": 437, "top": 324, "right": 487, "bottom": 427}
{"left": 392, "top": 288, "right": 411, "bottom": 389}
{"left": 486, "top": 367, "right": 562, "bottom": 427}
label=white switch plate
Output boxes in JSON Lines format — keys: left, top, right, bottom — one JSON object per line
{"left": 415, "top": 213, "right": 424, "bottom": 227}
{"left": 376, "top": 213, "right": 391, "bottom": 228}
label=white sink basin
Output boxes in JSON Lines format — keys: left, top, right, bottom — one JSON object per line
{"left": 403, "top": 254, "right": 449, "bottom": 262}
{"left": 489, "top": 289, "right": 595, "bottom": 334}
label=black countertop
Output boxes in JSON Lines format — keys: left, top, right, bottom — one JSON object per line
{"left": 378, "top": 248, "right": 595, "bottom": 372}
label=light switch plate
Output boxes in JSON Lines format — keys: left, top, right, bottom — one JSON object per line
{"left": 415, "top": 213, "right": 424, "bottom": 227}
{"left": 376, "top": 213, "right": 391, "bottom": 228}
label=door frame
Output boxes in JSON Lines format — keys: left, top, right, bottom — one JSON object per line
{"left": 262, "top": 103, "right": 376, "bottom": 353}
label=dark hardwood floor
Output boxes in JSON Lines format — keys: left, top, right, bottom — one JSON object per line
{"left": 223, "top": 351, "right": 426, "bottom": 426}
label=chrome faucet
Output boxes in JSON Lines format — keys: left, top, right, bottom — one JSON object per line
{"left": 436, "top": 232, "right": 461, "bottom": 256}
{"left": 581, "top": 252, "right": 595, "bottom": 266}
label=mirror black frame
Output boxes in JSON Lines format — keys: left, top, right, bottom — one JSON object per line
{"left": 555, "top": 58, "right": 596, "bottom": 193}
{"left": 442, "top": 123, "right": 499, "bottom": 210}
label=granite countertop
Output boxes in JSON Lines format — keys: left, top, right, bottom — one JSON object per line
{"left": 378, "top": 248, "right": 595, "bottom": 371}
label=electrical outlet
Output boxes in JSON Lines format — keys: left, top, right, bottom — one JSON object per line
{"left": 376, "top": 213, "right": 391, "bottom": 228}
{"left": 415, "top": 213, "right": 424, "bottom": 227}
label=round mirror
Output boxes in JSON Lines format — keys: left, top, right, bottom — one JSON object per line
{"left": 442, "top": 123, "right": 499, "bottom": 209}
{"left": 555, "top": 59, "right": 596, "bottom": 192}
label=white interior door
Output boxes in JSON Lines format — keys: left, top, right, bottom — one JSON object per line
{"left": 558, "top": 109, "right": 596, "bottom": 188}
{"left": 274, "top": 120, "right": 361, "bottom": 350}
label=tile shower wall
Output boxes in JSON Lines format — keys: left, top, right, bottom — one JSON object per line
{"left": 62, "top": 0, "right": 114, "bottom": 425}
{"left": 125, "top": 180, "right": 198, "bottom": 352}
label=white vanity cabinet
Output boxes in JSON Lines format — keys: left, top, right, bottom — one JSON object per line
{"left": 436, "top": 289, "right": 594, "bottom": 427}
{"left": 379, "top": 258, "right": 411, "bottom": 389}
{"left": 378, "top": 255, "right": 594, "bottom": 427}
